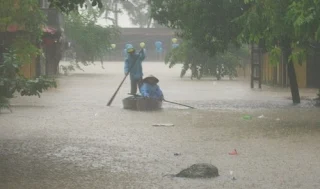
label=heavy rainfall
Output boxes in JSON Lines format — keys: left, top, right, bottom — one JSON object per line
{"left": 0, "top": 0, "right": 319, "bottom": 189}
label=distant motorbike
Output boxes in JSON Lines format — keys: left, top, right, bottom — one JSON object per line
{"left": 215, "top": 64, "right": 225, "bottom": 80}
{"left": 191, "top": 64, "right": 202, "bottom": 80}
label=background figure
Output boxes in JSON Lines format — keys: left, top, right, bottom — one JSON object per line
{"left": 155, "top": 41, "right": 163, "bottom": 60}
{"left": 172, "top": 43, "right": 179, "bottom": 49}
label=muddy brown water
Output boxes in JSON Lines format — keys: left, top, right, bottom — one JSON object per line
{"left": 0, "top": 62, "right": 319, "bottom": 189}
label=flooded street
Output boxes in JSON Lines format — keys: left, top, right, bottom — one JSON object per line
{"left": 1, "top": 62, "right": 319, "bottom": 189}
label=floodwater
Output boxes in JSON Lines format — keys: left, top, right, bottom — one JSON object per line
{"left": 0, "top": 61, "right": 319, "bottom": 189}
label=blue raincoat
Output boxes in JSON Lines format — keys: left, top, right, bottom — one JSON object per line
{"left": 155, "top": 41, "right": 163, "bottom": 53}
{"left": 123, "top": 44, "right": 131, "bottom": 59}
{"left": 139, "top": 83, "right": 163, "bottom": 99}
{"left": 124, "top": 49, "right": 145, "bottom": 80}
{"left": 172, "top": 43, "right": 179, "bottom": 49}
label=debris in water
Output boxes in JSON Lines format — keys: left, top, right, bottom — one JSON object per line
{"left": 174, "top": 153, "right": 181, "bottom": 156}
{"left": 276, "top": 118, "right": 281, "bottom": 121}
{"left": 258, "top": 115, "right": 265, "bottom": 118}
{"left": 229, "top": 149, "right": 238, "bottom": 155}
{"left": 230, "top": 170, "right": 236, "bottom": 181}
{"left": 242, "top": 115, "right": 252, "bottom": 120}
{"left": 152, "top": 123, "right": 174, "bottom": 127}
{"left": 175, "top": 163, "right": 219, "bottom": 178}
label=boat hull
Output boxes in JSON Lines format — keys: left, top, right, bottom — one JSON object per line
{"left": 122, "top": 96, "right": 162, "bottom": 111}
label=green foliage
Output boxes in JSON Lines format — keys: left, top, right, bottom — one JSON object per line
{"left": 287, "top": 1, "right": 320, "bottom": 42}
{"left": 149, "top": 0, "right": 246, "bottom": 56}
{"left": 164, "top": 40, "right": 191, "bottom": 68}
{"left": 289, "top": 48, "right": 307, "bottom": 65}
{"left": 269, "top": 47, "right": 281, "bottom": 65}
{"left": 48, "top": 0, "right": 103, "bottom": 13}
{"left": 60, "top": 64, "right": 76, "bottom": 75}
{"left": 0, "top": 0, "right": 57, "bottom": 111}
{"left": 0, "top": 51, "right": 56, "bottom": 111}
{"left": 0, "top": 96, "right": 10, "bottom": 112}
{"left": 64, "top": 11, "right": 119, "bottom": 65}
{"left": 165, "top": 39, "right": 248, "bottom": 80}
{"left": 0, "top": 0, "right": 45, "bottom": 64}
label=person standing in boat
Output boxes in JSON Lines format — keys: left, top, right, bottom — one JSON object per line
{"left": 124, "top": 44, "right": 145, "bottom": 95}
{"left": 139, "top": 75, "right": 164, "bottom": 100}
{"left": 123, "top": 44, "right": 131, "bottom": 60}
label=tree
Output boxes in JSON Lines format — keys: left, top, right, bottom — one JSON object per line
{"left": 287, "top": 0, "right": 320, "bottom": 95}
{"left": 149, "top": 0, "right": 249, "bottom": 80}
{"left": 149, "top": 0, "right": 246, "bottom": 56}
{"left": 121, "top": 0, "right": 152, "bottom": 28}
{"left": 0, "top": 51, "right": 56, "bottom": 112}
{"left": 0, "top": 0, "right": 56, "bottom": 111}
{"left": 150, "top": 0, "right": 320, "bottom": 103}
{"left": 48, "top": 0, "right": 103, "bottom": 13}
{"left": 64, "top": 11, "right": 119, "bottom": 67}
{"left": 236, "top": 0, "right": 303, "bottom": 103}
{"left": 165, "top": 39, "right": 248, "bottom": 80}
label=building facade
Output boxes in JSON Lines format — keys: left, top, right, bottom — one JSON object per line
{"left": 107, "top": 28, "right": 177, "bottom": 61}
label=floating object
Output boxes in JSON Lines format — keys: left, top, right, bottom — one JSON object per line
{"left": 174, "top": 153, "right": 181, "bottom": 156}
{"left": 175, "top": 163, "right": 219, "bottom": 178}
{"left": 228, "top": 149, "right": 238, "bottom": 155}
{"left": 152, "top": 123, "right": 174, "bottom": 127}
{"left": 122, "top": 96, "right": 162, "bottom": 111}
{"left": 230, "top": 171, "right": 236, "bottom": 180}
{"left": 276, "top": 118, "right": 281, "bottom": 121}
{"left": 242, "top": 115, "right": 252, "bottom": 120}
{"left": 258, "top": 115, "right": 265, "bottom": 118}
{"left": 111, "top": 44, "right": 116, "bottom": 49}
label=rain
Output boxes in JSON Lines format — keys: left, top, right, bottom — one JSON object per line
{"left": 1, "top": 0, "right": 320, "bottom": 188}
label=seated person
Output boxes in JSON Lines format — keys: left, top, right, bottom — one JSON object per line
{"left": 139, "top": 75, "right": 164, "bottom": 100}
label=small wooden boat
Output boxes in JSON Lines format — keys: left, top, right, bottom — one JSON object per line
{"left": 122, "top": 96, "right": 162, "bottom": 111}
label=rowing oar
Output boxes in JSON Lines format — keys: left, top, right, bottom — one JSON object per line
{"left": 128, "top": 95, "right": 195, "bottom": 109}
{"left": 106, "top": 48, "right": 144, "bottom": 106}
{"left": 163, "top": 99, "right": 195, "bottom": 109}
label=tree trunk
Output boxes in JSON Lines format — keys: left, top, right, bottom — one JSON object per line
{"left": 147, "top": 18, "right": 152, "bottom": 28}
{"left": 114, "top": 3, "right": 118, "bottom": 27}
{"left": 282, "top": 47, "right": 300, "bottom": 103}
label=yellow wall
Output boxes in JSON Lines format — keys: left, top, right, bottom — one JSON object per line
{"left": 236, "top": 63, "right": 251, "bottom": 78}
{"left": 20, "top": 59, "right": 36, "bottom": 79}
{"left": 262, "top": 53, "right": 277, "bottom": 84}
{"left": 294, "top": 62, "right": 307, "bottom": 88}
{"left": 261, "top": 53, "right": 307, "bottom": 88}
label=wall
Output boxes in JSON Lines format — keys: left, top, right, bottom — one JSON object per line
{"left": 20, "top": 58, "right": 37, "bottom": 78}
{"left": 108, "top": 28, "right": 177, "bottom": 61}
{"left": 236, "top": 63, "right": 251, "bottom": 79}
{"left": 261, "top": 52, "right": 307, "bottom": 88}
{"left": 294, "top": 62, "right": 307, "bottom": 88}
